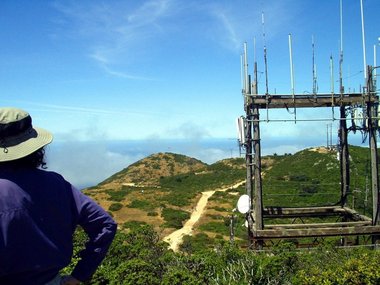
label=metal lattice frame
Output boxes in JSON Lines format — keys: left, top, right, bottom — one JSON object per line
{"left": 243, "top": 65, "right": 380, "bottom": 249}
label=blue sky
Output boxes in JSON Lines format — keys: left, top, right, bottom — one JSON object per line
{"left": 0, "top": 0, "right": 379, "bottom": 187}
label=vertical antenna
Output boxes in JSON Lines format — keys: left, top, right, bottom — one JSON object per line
{"left": 374, "top": 44, "right": 377, "bottom": 90}
{"left": 360, "top": 0, "right": 367, "bottom": 82}
{"left": 288, "top": 34, "right": 296, "bottom": 122}
{"left": 312, "top": 35, "right": 318, "bottom": 96}
{"left": 339, "top": 0, "right": 344, "bottom": 97}
{"left": 340, "top": 0, "right": 343, "bottom": 54}
{"left": 330, "top": 55, "right": 335, "bottom": 118}
{"left": 240, "top": 55, "right": 244, "bottom": 92}
{"left": 253, "top": 37, "right": 256, "bottom": 68}
{"left": 262, "top": 12, "right": 269, "bottom": 121}
{"left": 243, "top": 42, "right": 250, "bottom": 112}
{"left": 288, "top": 34, "right": 295, "bottom": 96}
{"left": 244, "top": 42, "right": 249, "bottom": 94}
{"left": 330, "top": 56, "right": 334, "bottom": 93}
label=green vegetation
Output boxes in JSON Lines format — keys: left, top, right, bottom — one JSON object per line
{"left": 86, "top": 146, "right": 378, "bottom": 272}
{"left": 161, "top": 208, "right": 190, "bottom": 229}
{"left": 122, "top": 220, "right": 147, "bottom": 230}
{"left": 159, "top": 162, "right": 245, "bottom": 207}
{"left": 108, "top": 203, "right": 123, "bottom": 212}
{"left": 128, "top": 200, "right": 152, "bottom": 210}
{"left": 262, "top": 146, "right": 372, "bottom": 212}
{"left": 62, "top": 226, "right": 380, "bottom": 284}
{"left": 105, "top": 188, "right": 129, "bottom": 202}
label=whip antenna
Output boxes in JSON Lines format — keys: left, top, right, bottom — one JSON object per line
{"left": 262, "top": 12, "right": 269, "bottom": 121}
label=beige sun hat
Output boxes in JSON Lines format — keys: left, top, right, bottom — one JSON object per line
{"left": 0, "top": 107, "right": 53, "bottom": 162}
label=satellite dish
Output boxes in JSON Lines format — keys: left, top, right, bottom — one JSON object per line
{"left": 354, "top": 108, "right": 364, "bottom": 128}
{"left": 237, "top": 194, "right": 250, "bottom": 214}
{"left": 235, "top": 116, "right": 246, "bottom": 144}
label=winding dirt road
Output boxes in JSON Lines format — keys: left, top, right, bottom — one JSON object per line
{"left": 163, "top": 180, "right": 245, "bottom": 252}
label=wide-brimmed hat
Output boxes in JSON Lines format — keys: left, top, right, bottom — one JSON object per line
{"left": 0, "top": 107, "right": 53, "bottom": 162}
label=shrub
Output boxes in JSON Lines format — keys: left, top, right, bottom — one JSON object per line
{"left": 128, "top": 200, "right": 151, "bottom": 210}
{"left": 109, "top": 259, "right": 160, "bottom": 285}
{"left": 123, "top": 220, "right": 147, "bottom": 230}
{"left": 109, "top": 203, "right": 123, "bottom": 212}
{"left": 106, "top": 188, "right": 129, "bottom": 202}
{"left": 162, "top": 208, "right": 190, "bottom": 229}
{"left": 161, "top": 268, "right": 203, "bottom": 285}
{"left": 63, "top": 227, "right": 380, "bottom": 285}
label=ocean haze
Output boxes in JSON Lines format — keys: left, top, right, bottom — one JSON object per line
{"left": 45, "top": 135, "right": 367, "bottom": 190}
{"left": 45, "top": 138, "right": 239, "bottom": 189}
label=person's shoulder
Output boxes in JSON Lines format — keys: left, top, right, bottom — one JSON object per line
{"left": 34, "top": 168, "right": 72, "bottom": 186}
{"left": 35, "top": 168, "right": 64, "bottom": 178}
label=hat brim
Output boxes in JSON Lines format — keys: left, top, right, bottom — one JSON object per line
{"left": 0, "top": 127, "right": 53, "bottom": 162}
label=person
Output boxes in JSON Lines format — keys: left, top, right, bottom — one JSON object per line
{"left": 0, "top": 107, "right": 117, "bottom": 285}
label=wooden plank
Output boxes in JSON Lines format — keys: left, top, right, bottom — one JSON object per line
{"left": 247, "top": 93, "right": 377, "bottom": 109}
{"left": 265, "top": 221, "right": 372, "bottom": 229}
{"left": 263, "top": 206, "right": 373, "bottom": 221}
{"left": 253, "top": 225, "right": 380, "bottom": 239}
{"left": 342, "top": 207, "right": 372, "bottom": 221}
{"left": 263, "top": 206, "right": 342, "bottom": 218}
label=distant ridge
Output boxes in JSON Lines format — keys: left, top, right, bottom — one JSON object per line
{"left": 98, "top": 152, "right": 207, "bottom": 187}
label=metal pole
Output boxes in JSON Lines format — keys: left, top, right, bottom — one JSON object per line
{"left": 312, "top": 35, "right": 317, "bottom": 96}
{"left": 360, "top": 0, "right": 367, "bottom": 81}
{"left": 253, "top": 62, "right": 263, "bottom": 250}
{"left": 245, "top": 74, "right": 254, "bottom": 248}
{"left": 339, "top": 107, "right": 350, "bottom": 207}
{"left": 288, "top": 34, "right": 296, "bottom": 122}
{"left": 367, "top": 66, "right": 380, "bottom": 232}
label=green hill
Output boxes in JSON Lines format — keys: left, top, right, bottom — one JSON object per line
{"left": 263, "top": 146, "right": 371, "bottom": 212}
{"left": 84, "top": 145, "right": 373, "bottom": 249}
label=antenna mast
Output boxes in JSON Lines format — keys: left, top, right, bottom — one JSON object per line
{"left": 262, "top": 12, "right": 269, "bottom": 121}
{"left": 312, "top": 36, "right": 318, "bottom": 96}
{"left": 288, "top": 34, "right": 296, "bottom": 122}
{"left": 262, "top": 12, "right": 269, "bottom": 95}
{"left": 360, "top": 0, "right": 367, "bottom": 82}
{"left": 339, "top": 0, "right": 344, "bottom": 96}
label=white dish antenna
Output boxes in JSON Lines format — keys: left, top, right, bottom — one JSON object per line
{"left": 235, "top": 116, "right": 246, "bottom": 144}
{"left": 237, "top": 194, "right": 250, "bottom": 214}
{"left": 354, "top": 108, "right": 364, "bottom": 128}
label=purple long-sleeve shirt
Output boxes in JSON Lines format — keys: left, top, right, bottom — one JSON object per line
{"left": 0, "top": 168, "right": 117, "bottom": 285}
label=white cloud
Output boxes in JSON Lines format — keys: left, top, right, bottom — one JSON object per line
{"left": 44, "top": 136, "right": 239, "bottom": 188}
{"left": 53, "top": 0, "right": 177, "bottom": 78}
{"left": 46, "top": 140, "right": 143, "bottom": 189}
{"left": 164, "top": 122, "right": 211, "bottom": 140}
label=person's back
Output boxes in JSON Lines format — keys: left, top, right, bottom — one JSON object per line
{"left": 0, "top": 108, "right": 117, "bottom": 285}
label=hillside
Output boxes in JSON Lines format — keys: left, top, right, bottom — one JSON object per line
{"left": 99, "top": 152, "right": 207, "bottom": 187}
{"left": 85, "top": 145, "right": 372, "bottom": 250}
{"left": 85, "top": 152, "right": 246, "bottom": 239}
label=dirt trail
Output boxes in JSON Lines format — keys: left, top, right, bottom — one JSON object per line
{"left": 163, "top": 180, "right": 245, "bottom": 252}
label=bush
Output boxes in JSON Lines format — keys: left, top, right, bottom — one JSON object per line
{"left": 162, "top": 208, "right": 190, "bottom": 229}
{"left": 109, "top": 259, "right": 160, "bottom": 285}
{"left": 162, "top": 268, "right": 203, "bottom": 285}
{"left": 128, "top": 200, "right": 151, "bottom": 210}
{"left": 63, "top": 227, "right": 380, "bottom": 285}
{"left": 109, "top": 203, "right": 123, "bottom": 212}
{"left": 106, "top": 188, "right": 129, "bottom": 202}
{"left": 123, "top": 220, "right": 147, "bottom": 230}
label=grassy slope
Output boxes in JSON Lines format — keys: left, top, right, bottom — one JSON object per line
{"left": 85, "top": 145, "right": 373, "bottom": 248}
